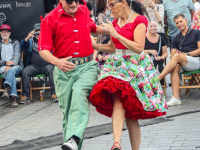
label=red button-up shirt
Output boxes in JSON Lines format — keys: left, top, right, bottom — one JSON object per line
{"left": 38, "top": 3, "right": 96, "bottom": 58}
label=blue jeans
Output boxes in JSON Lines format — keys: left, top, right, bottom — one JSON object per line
{"left": 1, "top": 65, "right": 22, "bottom": 97}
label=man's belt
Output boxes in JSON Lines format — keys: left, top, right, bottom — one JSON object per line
{"left": 69, "top": 55, "right": 93, "bottom": 65}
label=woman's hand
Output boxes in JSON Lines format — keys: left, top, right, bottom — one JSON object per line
{"left": 147, "top": 0, "right": 155, "bottom": 8}
{"left": 150, "top": 50, "right": 158, "bottom": 56}
{"left": 155, "top": 56, "right": 162, "bottom": 61}
{"left": 103, "top": 55, "right": 110, "bottom": 61}
{"left": 102, "top": 19, "right": 120, "bottom": 39}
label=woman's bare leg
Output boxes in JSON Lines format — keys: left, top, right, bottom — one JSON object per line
{"left": 126, "top": 119, "right": 141, "bottom": 150}
{"left": 112, "top": 93, "right": 126, "bottom": 147}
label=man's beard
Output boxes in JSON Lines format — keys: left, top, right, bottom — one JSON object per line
{"left": 1, "top": 35, "right": 10, "bottom": 40}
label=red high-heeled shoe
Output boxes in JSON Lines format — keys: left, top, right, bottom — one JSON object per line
{"left": 111, "top": 142, "right": 121, "bottom": 150}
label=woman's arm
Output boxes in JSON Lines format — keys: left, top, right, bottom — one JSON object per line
{"left": 161, "top": 45, "right": 168, "bottom": 59}
{"left": 144, "top": 49, "right": 158, "bottom": 56}
{"left": 93, "top": 38, "right": 116, "bottom": 53}
{"left": 152, "top": 6, "right": 162, "bottom": 23}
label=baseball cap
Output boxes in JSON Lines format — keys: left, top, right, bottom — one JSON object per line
{"left": 33, "top": 23, "right": 41, "bottom": 31}
{"left": 0, "top": 24, "right": 11, "bottom": 31}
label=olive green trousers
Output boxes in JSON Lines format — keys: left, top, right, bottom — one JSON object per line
{"left": 53, "top": 60, "right": 99, "bottom": 149}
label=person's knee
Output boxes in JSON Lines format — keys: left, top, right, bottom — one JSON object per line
{"left": 174, "top": 64, "right": 181, "bottom": 72}
{"left": 22, "top": 67, "right": 31, "bottom": 78}
{"left": 6, "top": 67, "right": 16, "bottom": 75}
{"left": 126, "top": 119, "right": 138, "bottom": 128}
{"left": 45, "top": 65, "right": 54, "bottom": 74}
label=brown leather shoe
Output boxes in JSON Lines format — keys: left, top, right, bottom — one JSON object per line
{"left": 19, "top": 96, "right": 30, "bottom": 104}
{"left": 2, "top": 88, "right": 10, "bottom": 99}
{"left": 51, "top": 94, "right": 58, "bottom": 102}
{"left": 11, "top": 96, "right": 18, "bottom": 108}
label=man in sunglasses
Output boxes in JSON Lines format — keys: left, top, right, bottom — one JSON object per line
{"left": 38, "top": 0, "right": 108, "bottom": 150}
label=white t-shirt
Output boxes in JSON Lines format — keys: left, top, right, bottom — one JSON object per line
{"left": 194, "top": 2, "right": 200, "bottom": 12}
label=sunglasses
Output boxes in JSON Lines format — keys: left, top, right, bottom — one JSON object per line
{"left": 65, "top": 0, "right": 79, "bottom": 5}
{"left": 109, "top": 0, "right": 122, "bottom": 8}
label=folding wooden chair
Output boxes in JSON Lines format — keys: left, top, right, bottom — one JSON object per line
{"left": 179, "top": 70, "right": 200, "bottom": 97}
{"left": 30, "top": 74, "right": 51, "bottom": 100}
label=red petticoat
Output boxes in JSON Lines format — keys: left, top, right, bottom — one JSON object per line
{"left": 89, "top": 76, "right": 166, "bottom": 120}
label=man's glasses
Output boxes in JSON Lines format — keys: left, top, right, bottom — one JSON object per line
{"left": 65, "top": 0, "right": 79, "bottom": 5}
{"left": 109, "top": 0, "right": 122, "bottom": 8}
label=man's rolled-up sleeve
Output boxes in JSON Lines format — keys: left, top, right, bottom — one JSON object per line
{"left": 90, "top": 18, "right": 96, "bottom": 33}
{"left": 38, "top": 18, "right": 54, "bottom": 51}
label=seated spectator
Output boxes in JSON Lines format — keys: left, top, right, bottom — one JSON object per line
{"left": 19, "top": 23, "right": 58, "bottom": 104}
{"left": 96, "top": 0, "right": 114, "bottom": 69}
{"left": 0, "top": 24, "right": 23, "bottom": 107}
{"left": 163, "top": 0, "right": 195, "bottom": 40}
{"left": 144, "top": 20, "right": 167, "bottom": 84}
{"left": 145, "top": 0, "right": 165, "bottom": 39}
{"left": 87, "top": 1, "right": 94, "bottom": 19}
{"left": 159, "top": 14, "right": 200, "bottom": 106}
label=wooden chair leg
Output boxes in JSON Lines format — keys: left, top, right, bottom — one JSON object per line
{"left": 185, "top": 75, "right": 195, "bottom": 95}
{"left": 32, "top": 77, "right": 36, "bottom": 98}
{"left": 20, "top": 77, "right": 22, "bottom": 98}
{"left": 30, "top": 78, "right": 33, "bottom": 101}
{"left": 0, "top": 78, "right": 3, "bottom": 89}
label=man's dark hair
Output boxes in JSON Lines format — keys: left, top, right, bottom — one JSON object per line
{"left": 174, "top": 14, "right": 186, "bottom": 21}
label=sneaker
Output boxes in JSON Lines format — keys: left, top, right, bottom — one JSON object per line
{"left": 2, "top": 88, "right": 10, "bottom": 99}
{"left": 167, "top": 96, "right": 181, "bottom": 107}
{"left": 61, "top": 137, "right": 78, "bottom": 150}
{"left": 51, "top": 94, "right": 58, "bottom": 103}
{"left": 19, "top": 96, "right": 30, "bottom": 104}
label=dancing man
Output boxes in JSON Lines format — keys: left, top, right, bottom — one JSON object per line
{"left": 38, "top": 0, "right": 107, "bottom": 150}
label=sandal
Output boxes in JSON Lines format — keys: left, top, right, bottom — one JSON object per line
{"left": 111, "top": 142, "right": 121, "bottom": 150}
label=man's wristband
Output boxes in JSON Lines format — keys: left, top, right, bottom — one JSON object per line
{"left": 3, "top": 61, "right": 7, "bottom": 66}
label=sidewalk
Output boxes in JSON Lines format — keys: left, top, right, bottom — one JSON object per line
{"left": 0, "top": 72, "right": 200, "bottom": 149}
{"left": 43, "top": 112, "right": 200, "bottom": 150}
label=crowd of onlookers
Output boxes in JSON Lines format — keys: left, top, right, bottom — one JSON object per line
{"left": 94, "top": 0, "right": 200, "bottom": 107}
{"left": 0, "top": 23, "right": 58, "bottom": 108}
{"left": 0, "top": 0, "right": 200, "bottom": 108}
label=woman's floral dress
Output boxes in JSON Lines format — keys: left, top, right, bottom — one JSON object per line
{"left": 89, "top": 15, "right": 168, "bottom": 120}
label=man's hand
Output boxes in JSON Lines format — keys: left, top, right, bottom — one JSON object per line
{"left": 55, "top": 56, "right": 76, "bottom": 72}
{"left": 25, "top": 31, "right": 34, "bottom": 42}
{"left": 97, "top": 54, "right": 103, "bottom": 61}
{"left": 4, "top": 67, "right": 11, "bottom": 74}
{"left": 6, "top": 61, "right": 14, "bottom": 66}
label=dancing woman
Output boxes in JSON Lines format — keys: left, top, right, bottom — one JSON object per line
{"left": 89, "top": 0, "right": 168, "bottom": 150}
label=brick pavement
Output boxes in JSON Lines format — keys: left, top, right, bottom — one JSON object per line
{"left": 42, "top": 112, "right": 200, "bottom": 150}
{"left": 0, "top": 101, "right": 111, "bottom": 146}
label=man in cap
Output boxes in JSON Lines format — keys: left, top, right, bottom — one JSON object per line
{"left": 0, "top": 24, "right": 23, "bottom": 107}
{"left": 38, "top": 0, "right": 109, "bottom": 149}
{"left": 19, "top": 23, "right": 58, "bottom": 104}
